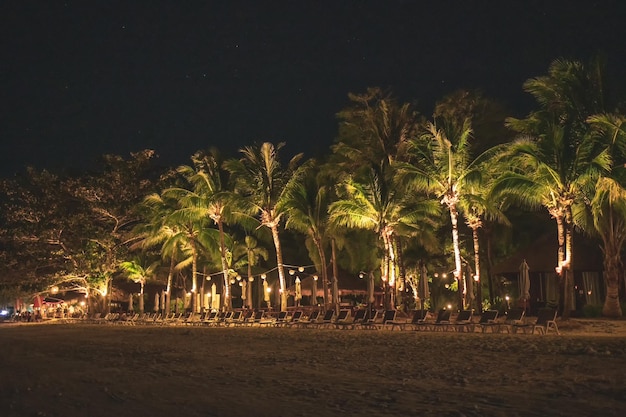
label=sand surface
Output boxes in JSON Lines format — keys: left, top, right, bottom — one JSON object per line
{"left": 1, "top": 318, "right": 626, "bottom": 417}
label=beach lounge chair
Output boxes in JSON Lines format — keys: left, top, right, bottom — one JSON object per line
{"left": 335, "top": 309, "right": 366, "bottom": 330}
{"left": 357, "top": 309, "right": 381, "bottom": 330}
{"left": 498, "top": 308, "right": 525, "bottom": 333}
{"left": 396, "top": 310, "right": 430, "bottom": 331}
{"left": 475, "top": 310, "right": 499, "bottom": 333}
{"left": 526, "top": 307, "right": 559, "bottom": 335}
{"left": 225, "top": 310, "right": 244, "bottom": 326}
{"left": 282, "top": 311, "right": 304, "bottom": 327}
{"left": 448, "top": 310, "right": 473, "bottom": 332}
{"left": 294, "top": 310, "right": 320, "bottom": 328}
{"left": 312, "top": 309, "right": 336, "bottom": 328}
{"left": 375, "top": 309, "right": 398, "bottom": 330}
{"left": 428, "top": 309, "right": 452, "bottom": 331}
{"left": 328, "top": 309, "right": 351, "bottom": 329}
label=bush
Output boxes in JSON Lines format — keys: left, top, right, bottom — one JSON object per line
{"left": 582, "top": 304, "right": 603, "bottom": 318}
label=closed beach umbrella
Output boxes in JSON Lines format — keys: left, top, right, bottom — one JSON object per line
{"left": 311, "top": 276, "right": 318, "bottom": 306}
{"left": 154, "top": 292, "right": 160, "bottom": 312}
{"left": 519, "top": 259, "right": 530, "bottom": 304}
{"left": 295, "top": 277, "right": 302, "bottom": 305}
{"left": 128, "top": 294, "right": 134, "bottom": 312}
{"left": 263, "top": 279, "right": 270, "bottom": 305}
{"left": 161, "top": 291, "right": 166, "bottom": 313}
{"left": 211, "top": 283, "right": 217, "bottom": 310}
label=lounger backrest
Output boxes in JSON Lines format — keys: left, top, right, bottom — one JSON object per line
{"left": 506, "top": 308, "right": 524, "bottom": 322}
{"left": 456, "top": 310, "right": 472, "bottom": 322}
{"left": 382, "top": 310, "right": 396, "bottom": 323}
{"left": 352, "top": 309, "right": 366, "bottom": 322}
{"left": 291, "top": 311, "right": 303, "bottom": 321}
{"left": 253, "top": 311, "right": 264, "bottom": 321}
{"left": 307, "top": 310, "right": 320, "bottom": 321}
{"left": 231, "top": 311, "right": 242, "bottom": 320}
{"left": 321, "top": 310, "right": 335, "bottom": 321}
{"left": 479, "top": 310, "right": 498, "bottom": 323}
{"left": 436, "top": 309, "right": 451, "bottom": 323}
{"left": 535, "top": 308, "right": 557, "bottom": 325}
{"left": 337, "top": 310, "right": 350, "bottom": 321}
{"left": 412, "top": 310, "right": 428, "bottom": 322}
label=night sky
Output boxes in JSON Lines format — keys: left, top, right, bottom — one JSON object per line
{"left": 2, "top": 0, "right": 625, "bottom": 177}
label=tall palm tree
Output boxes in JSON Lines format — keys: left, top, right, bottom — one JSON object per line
{"left": 499, "top": 58, "right": 611, "bottom": 318}
{"left": 168, "top": 150, "right": 236, "bottom": 311}
{"left": 574, "top": 113, "right": 626, "bottom": 317}
{"left": 330, "top": 165, "right": 439, "bottom": 309}
{"left": 233, "top": 235, "right": 269, "bottom": 309}
{"left": 282, "top": 163, "right": 333, "bottom": 309}
{"left": 398, "top": 117, "right": 481, "bottom": 309}
{"left": 119, "top": 256, "right": 160, "bottom": 314}
{"left": 224, "top": 142, "right": 305, "bottom": 311}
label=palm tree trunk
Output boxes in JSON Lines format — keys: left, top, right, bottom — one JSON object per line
{"left": 166, "top": 256, "right": 175, "bottom": 313}
{"left": 191, "top": 245, "right": 198, "bottom": 313}
{"left": 139, "top": 281, "right": 145, "bottom": 314}
{"left": 217, "top": 220, "right": 231, "bottom": 311}
{"left": 314, "top": 236, "right": 329, "bottom": 309}
{"left": 448, "top": 202, "right": 464, "bottom": 310}
{"left": 555, "top": 213, "right": 566, "bottom": 316}
{"left": 331, "top": 238, "right": 339, "bottom": 313}
{"left": 562, "top": 221, "right": 574, "bottom": 319}
{"left": 472, "top": 226, "right": 482, "bottom": 313}
{"left": 270, "top": 224, "right": 288, "bottom": 312}
{"left": 602, "top": 240, "right": 623, "bottom": 317}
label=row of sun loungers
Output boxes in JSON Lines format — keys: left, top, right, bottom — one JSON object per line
{"left": 81, "top": 307, "right": 559, "bottom": 334}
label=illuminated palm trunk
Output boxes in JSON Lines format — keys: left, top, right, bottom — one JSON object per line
{"left": 217, "top": 219, "right": 231, "bottom": 311}
{"left": 270, "top": 224, "right": 288, "bottom": 312}
{"left": 190, "top": 242, "right": 198, "bottom": 313}
{"left": 448, "top": 201, "right": 464, "bottom": 310}
{"left": 311, "top": 235, "right": 328, "bottom": 308}
{"left": 165, "top": 256, "right": 175, "bottom": 313}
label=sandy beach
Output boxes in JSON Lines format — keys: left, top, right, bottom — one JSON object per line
{"left": 1, "top": 318, "right": 625, "bottom": 417}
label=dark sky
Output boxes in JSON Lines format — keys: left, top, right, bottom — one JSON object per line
{"left": 2, "top": 0, "right": 625, "bottom": 176}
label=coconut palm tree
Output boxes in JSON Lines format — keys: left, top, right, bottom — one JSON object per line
{"left": 282, "top": 163, "right": 333, "bottom": 309}
{"left": 232, "top": 235, "right": 269, "bottom": 309}
{"left": 119, "top": 256, "right": 160, "bottom": 314}
{"left": 223, "top": 142, "right": 306, "bottom": 311}
{"left": 574, "top": 113, "right": 626, "bottom": 317}
{"left": 330, "top": 164, "right": 439, "bottom": 309}
{"left": 498, "top": 58, "right": 612, "bottom": 318}
{"left": 398, "top": 116, "right": 481, "bottom": 309}
{"left": 166, "top": 150, "right": 238, "bottom": 311}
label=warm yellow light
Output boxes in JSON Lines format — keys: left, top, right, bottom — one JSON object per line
{"left": 289, "top": 269, "right": 295, "bottom": 276}
{"left": 261, "top": 274, "right": 266, "bottom": 280}
{"left": 236, "top": 275, "right": 241, "bottom": 281}
{"left": 79, "top": 301, "right": 85, "bottom": 307}
{"left": 473, "top": 275, "right": 479, "bottom": 282}
{"left": 298, "top": 266, "right": 304, "bottom": 273}
{"left": 359, "top": 272, "right": 364, "bottom": 279}
{"left": 230, "top": 279, "right": 235, "bottom": 284}
{"left": 249, "top": 276, "right": 254, "bottom": 282}
{"left": 313, "top": 275, "right": 318, "bottom": 281}
{"left": 50, "top": 286, "right": 59, "bottom": 294}
{"left": 266, "top": 287, "right": 271, "bottom": 293}
{"left": 447, "top": 304, "right": 452, "bottom": 310}
{"left": 434, "top": 273, "right": 439, "bottom": 278}
{"left": 505, "top": 295, "right": 510, "bottom": 301}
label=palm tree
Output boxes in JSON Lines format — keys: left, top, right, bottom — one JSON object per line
{"left": 330, "top": 165, "right": 439, "bottom": 309}
{"left": 282, "top": 163, "right": 333, "bottom": 309}
{"left": 168, "top": 150, "right": 236, "bottom": 311}
{"left": 233, "top": 235, "right": 269, "bottom": 309}
{"left": 399, "top": 117, "right": 481, "bottom": 309}
{"left": 574, "top": 113, "right": 626, "bottom": 317}
{"left": 224, "top": 142, "right": 306, "bottom": 311}
{"left": 499, "top": 58, "right": 611, "bottom": 318}
{"left": 119, "top": 256, "right": 160, "bottom": 314}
